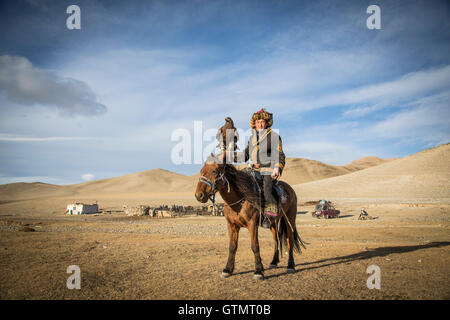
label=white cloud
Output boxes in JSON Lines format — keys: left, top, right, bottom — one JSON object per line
{"left": 0, "top": 55, "right": 107, "bottom": 116}
{"left": 0, "top": 134, "right": 104, "bottom": 142}
{"left": 342, "top": 104, "right": 383, "bottom": 118}
{"left": 368, "top": 92, "right": 450, "bottom": 141}
{"left": 81, "top": 173, "right": 95, "bottom": 181}
{"left": 286, "top": 141, "right": 350, "bottom": 154}
{"left": 298, "top": 64, "right": 450, "bottom": 113}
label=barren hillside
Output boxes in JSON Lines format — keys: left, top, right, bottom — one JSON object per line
{"left": 293, "top": 143, "right": 450, "bottom": 203}
{"left": 281, "top": 156, "right": 394, "bottom": 185}
{"left": 67, "top": 169, "right": 196, "bottom": 195}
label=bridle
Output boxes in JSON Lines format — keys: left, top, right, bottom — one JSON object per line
{"left": 198, "top": 166, "right": 229, "bottom": 204}
{"left": 199, "top": 168, "right": 244, "bottom": 208}
{"left": 199, "top": 164, "right": 245, "bottom": 208}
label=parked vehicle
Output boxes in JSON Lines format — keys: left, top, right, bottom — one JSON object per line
{"left": 311, "top": 203, "right": 340, "bottom": 219}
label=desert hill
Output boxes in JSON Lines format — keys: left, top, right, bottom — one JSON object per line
{"left": 0, "top": 169, "right": 197, "bottom": 201}
{"left": 67, "top": 168, "right": 196, "bottom": 195}
{"left": 282, "top": 156, "right": 393, "bottom": 185}
{"left": 293, "top": 143, "right": 450, "bottom": 203}
{"left": 236, "top": 156, "right": 394, "bottom": 186}
{"left": 0, "top": 182, "right": 66, "bottom": 201}
{"left": 344, "top": 156, "right": 397, "bottom": 171}
{"left": 0, "top": 155, "right": 396, "bottom": 201}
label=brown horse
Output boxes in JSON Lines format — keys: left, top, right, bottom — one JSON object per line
{"left": 195, "top": 154, "right": 306, "bottom": 280}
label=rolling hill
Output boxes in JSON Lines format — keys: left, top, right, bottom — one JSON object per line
{"left": 293, "top": 143, "right": 450, "bottom": 203}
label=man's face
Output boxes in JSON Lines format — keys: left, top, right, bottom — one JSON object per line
{"left": 255, "top": 119, "right": 267, "bottom": 130}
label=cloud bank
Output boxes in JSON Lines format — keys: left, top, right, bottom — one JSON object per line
{"left": 0, "top": 55, "right": 107, "bottom": 116}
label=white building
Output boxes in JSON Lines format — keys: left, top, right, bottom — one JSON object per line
{"left": 66, "top": 203, "right": 98, "bottom": 215}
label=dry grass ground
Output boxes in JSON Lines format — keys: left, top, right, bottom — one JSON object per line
{"left": 0, "top": 203, "right": 448, "bottom": 300}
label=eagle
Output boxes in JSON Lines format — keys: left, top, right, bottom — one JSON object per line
{"left": 216, "top": 117, "right": 239, "bottom": 163}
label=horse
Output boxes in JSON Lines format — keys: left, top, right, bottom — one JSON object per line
{"left": 195, "top": 154, "right": 306, "bottom": 280}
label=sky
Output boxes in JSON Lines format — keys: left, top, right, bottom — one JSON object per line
{"left": 0, "top": 0, "right": 449, "bottom": 185}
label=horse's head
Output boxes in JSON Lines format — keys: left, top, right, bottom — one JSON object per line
{"left": 195, "top": 153, "right": 226, "bottom": 203}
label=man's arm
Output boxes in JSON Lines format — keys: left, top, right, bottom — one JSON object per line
{"left": 276, "top": 136, "right": 285, "bottom": 174}
{"left": 272, "top": 136, "right": 285, "bottom": 179}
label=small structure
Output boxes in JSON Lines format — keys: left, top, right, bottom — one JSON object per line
{"left": 66, "top": 203, "right": 99, "bottom": 215}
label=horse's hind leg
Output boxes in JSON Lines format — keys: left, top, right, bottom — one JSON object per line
{"left": 222, "top": 222, "right": 239, "bottom": 278}
{"left": 286, "top": 228, "right": 295, "bottom": 273}
{"left": 269, "top": 222, "right": 279, "bottom": 268}
{"left": 286, "top": 209, "right": 297, "bottom": 273}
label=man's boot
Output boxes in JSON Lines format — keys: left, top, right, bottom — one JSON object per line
{"left": 262, "top": 214, "right": 271, "bottom": 229}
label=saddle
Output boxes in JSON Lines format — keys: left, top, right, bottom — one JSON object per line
{"left": 241, "top": 167, "right": 289, "bottom": 207}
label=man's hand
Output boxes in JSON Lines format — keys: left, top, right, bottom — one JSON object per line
{"left": 272, "top": 167, "right": 281, "bottom": 180}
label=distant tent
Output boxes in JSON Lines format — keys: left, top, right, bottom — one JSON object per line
{"left": 66, "top": 203, "right": 98, "bottom": 215}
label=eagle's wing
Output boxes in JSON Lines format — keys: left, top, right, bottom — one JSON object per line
{"left": 233, "top": 128, "right": 239, "bottom": 150}
{"left": 216, "top": 128, "right": 225, "bottom": 149}
{"left": 216, "top": 128, "right": 222, "bottom": 141}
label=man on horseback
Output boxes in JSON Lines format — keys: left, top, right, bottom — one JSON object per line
{"left": 242, "top": 108, "right": 286, "bottom": 228}
{"left": 199, "top": 110, "right": 305, "bottom": 278}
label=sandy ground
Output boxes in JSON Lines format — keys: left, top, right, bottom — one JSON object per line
{"left": 0, "top": 202, "right": 449, "bottom": 300}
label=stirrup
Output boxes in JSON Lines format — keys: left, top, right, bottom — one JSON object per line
{"left": 265, "top": 211, "right": 278, "bottom": 217}
{"left": 264, "top": 204, "right": 278, "bottom": 217}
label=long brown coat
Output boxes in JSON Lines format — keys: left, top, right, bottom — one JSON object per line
{"left": 243, "top": 128, "right": 286, "bottom": 175}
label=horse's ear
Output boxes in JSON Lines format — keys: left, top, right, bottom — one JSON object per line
{"left": 206, "top": 153, "right": 218, "bottom": 164}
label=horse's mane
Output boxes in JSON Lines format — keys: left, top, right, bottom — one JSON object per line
{"left": 223, "top": 164, "right": 262, "bottom": 212}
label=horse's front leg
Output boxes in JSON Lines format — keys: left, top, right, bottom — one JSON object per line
{"left": 222, "top": 222, "right": 239, "bottom": 278}
{"left": 248, "top": 220, "right": 264, "bottom": 280}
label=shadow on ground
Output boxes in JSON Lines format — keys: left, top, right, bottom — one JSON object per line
{"left": 338, "top": 215, "right": 354, "bottom": 219}
{"left": 233, "top": 242, "right": 450, "bottom": 280}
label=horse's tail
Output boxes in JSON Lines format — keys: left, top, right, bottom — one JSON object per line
{"left": 278, "top": 216, "right": 307, "bottom": 255}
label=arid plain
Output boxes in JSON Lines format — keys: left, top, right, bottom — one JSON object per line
{"left": 0, "top": 144, "right": 449, "bottom": 299}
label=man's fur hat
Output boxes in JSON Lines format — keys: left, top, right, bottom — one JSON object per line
{"left": 249, "top": 108, "right": 273, "bottom": 129}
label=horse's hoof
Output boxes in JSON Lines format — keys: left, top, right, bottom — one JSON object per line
{"left": 269, "top": 264, "right": 277, "bottom": 269}
{"left": 253, "top": 273, "right": 264, "bottom": 280}
{"left": 286, "top": 268, "right": 295, "bottom": 273}
{"left": 221, "top": 272, "right": 231, "bottom": 278}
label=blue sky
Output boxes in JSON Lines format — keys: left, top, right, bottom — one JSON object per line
{"left": 0, "top": 0, "right": 449, "bottom": 185}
